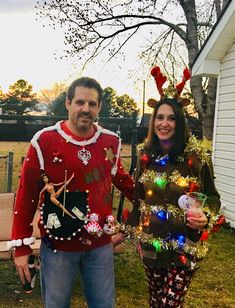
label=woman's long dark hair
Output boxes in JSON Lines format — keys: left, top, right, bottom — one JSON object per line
{"left": 145, "top": 98, "right": 190, "bottom": 162}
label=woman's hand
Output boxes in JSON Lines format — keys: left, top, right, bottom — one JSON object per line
{"left": 187, "top": 208, "right": 208, "bottom": 231}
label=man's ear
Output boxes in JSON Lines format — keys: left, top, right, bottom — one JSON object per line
{"left": 65, "top": 98, "right": 70, "bottom": 111}
{"left": 98, "top": 101, "right": 102, "bottom": 112}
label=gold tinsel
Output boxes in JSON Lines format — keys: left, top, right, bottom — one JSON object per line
{"left": 139, "top": 201, "right": 185, "bottom": 221}
{"left": 184, "top": 135, "right": 212, "bottom": 165}
{"left": 139, "top": 171, "right": 167, "bottom": 184}
{"left": 168, "top": 170, "right": 198, "bottom": 187}
{"left": 139, "top": 169, "right": 199, "bottom": 188}
{"left": 118, "top": 223, "right": 202, "bottom": 257}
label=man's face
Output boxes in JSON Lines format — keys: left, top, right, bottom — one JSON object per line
{"left": 66, "top": 86, "right": 101, "bottom": 136}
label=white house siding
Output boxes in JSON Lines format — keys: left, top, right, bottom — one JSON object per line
{"left": 213, "top": 43, "right": 235, "bottom": 228}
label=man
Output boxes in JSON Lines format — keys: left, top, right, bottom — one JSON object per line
{"left": 10, "top": 77, "right": 134, "bottom": 308}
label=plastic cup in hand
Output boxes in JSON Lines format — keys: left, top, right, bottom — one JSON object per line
{"left": 187, "top": 192, "right": 207, "bottom": 218}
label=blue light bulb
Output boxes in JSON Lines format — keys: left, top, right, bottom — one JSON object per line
{"left": 156, "top": 210, "right": 168, "bottom": 221}
{"left": 177, "top": 234, "right": 186, "bottom": 246}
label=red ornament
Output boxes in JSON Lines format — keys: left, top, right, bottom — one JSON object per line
{"left": 189, "top": 182, "right": 199, "bottom": 192}
{"left": 212, "top": 215, "right": 225, "bottom": 233}
{"left": 179, "top": 255, "right": 187, "bottom": 264}
{"left": 188, "top": 158, "right": 193, "bottom": 167}
{"left": 140, "top": 154, "right": 150, "bottom": 165}
{"left": 200, "top": 230, "right": 209, "bottom": 241}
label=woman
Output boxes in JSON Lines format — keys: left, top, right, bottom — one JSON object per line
{"left": 38, "top": 172, "right": 75, "bottom": 219}
{"left": 125, "top": 67, "right": 221, "bottom": 307}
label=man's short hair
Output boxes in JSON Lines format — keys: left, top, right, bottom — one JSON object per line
{"left": 67, "top": 77, "right": 103, "bottom": 104}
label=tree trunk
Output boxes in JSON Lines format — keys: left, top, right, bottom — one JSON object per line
{"left": 182, "top": 0, "right": 217, "bottom": 140}
{"left": 203, "top": 77, "right": 217, "bottom": 139}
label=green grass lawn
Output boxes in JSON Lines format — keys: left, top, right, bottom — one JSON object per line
{"left": 0, "top": 227, "right": 234, "bottom": 307}
{"left": 0, "top": 142, "right": 235, "bottom": 307}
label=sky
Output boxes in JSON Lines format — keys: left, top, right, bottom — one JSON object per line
{"left": 0, "top": 0, "right": 152, "bottom": 109}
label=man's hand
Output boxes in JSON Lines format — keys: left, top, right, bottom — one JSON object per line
{"left": 14, "top": 255, "right": 31, "bottom": 285}
{"left": 111, "top": 233, "right": 125, "bottom": 248}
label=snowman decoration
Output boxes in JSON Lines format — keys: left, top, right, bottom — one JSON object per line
{"left": 103, "top": 215, "right": 116, "bottom": 235}
{"left": 84, "top": 213, "right": 103, "bottom": 237}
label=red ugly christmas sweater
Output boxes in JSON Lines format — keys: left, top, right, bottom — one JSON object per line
{"left": 11, "top": 121, "right": 134, "bottom": 257}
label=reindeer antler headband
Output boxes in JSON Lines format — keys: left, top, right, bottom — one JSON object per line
{"left": 147, "top": 66, "right": 191, "bottom": 108}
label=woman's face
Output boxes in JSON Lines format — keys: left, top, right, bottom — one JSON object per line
{"left": 42, "top": 175, "right": 49, "bottom": 183}
{"left": 154, "top": 104, "right": 176, "bottom": 144}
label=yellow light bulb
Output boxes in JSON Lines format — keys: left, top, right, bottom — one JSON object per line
{"left": 177, "top": 178, "right": 188, "bottom": 187}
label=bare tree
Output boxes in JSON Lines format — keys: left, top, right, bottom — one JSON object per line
{"left": 37, "top": 82, "right": 68, "bottom": 105}
{"left": 36, "top": 0, "right": 227, "bottom": 139}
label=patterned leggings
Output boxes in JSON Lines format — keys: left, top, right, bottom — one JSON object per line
{"left": 144, "top": 265, "right": 194, "bottom": 308}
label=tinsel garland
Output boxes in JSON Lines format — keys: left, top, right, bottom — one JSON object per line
{"left": 117, "top": 202, "right": 219, "bottom": 259}
{"left": 139, "top": 170, "right": 167, "bottom": 184}
{"left": 118, "top": 223, "right": 210, "bottom": 259}
{"left": 131, "top": 136, "right": 216, "bottom": 260}
{"left": 202, "top": 207, "right": 220, "bottom": 231}
{"left": 139, "top": 169, "right": 199, "bottom": 188}
{"left": 137, "top": 135, "right": 212, "bottom": 166}
{"left": 184, "top": 135, "right": 212, "bottom": 165}
{"left": 139, "top": 201, "right": 185, "bottom": 221}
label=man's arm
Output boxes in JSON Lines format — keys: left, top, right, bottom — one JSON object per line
{"left": 111, "top": 156, "right": 135, "bottom": 202}
{"left": 11, "top": 144, "right": 41, "bottom": 257}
